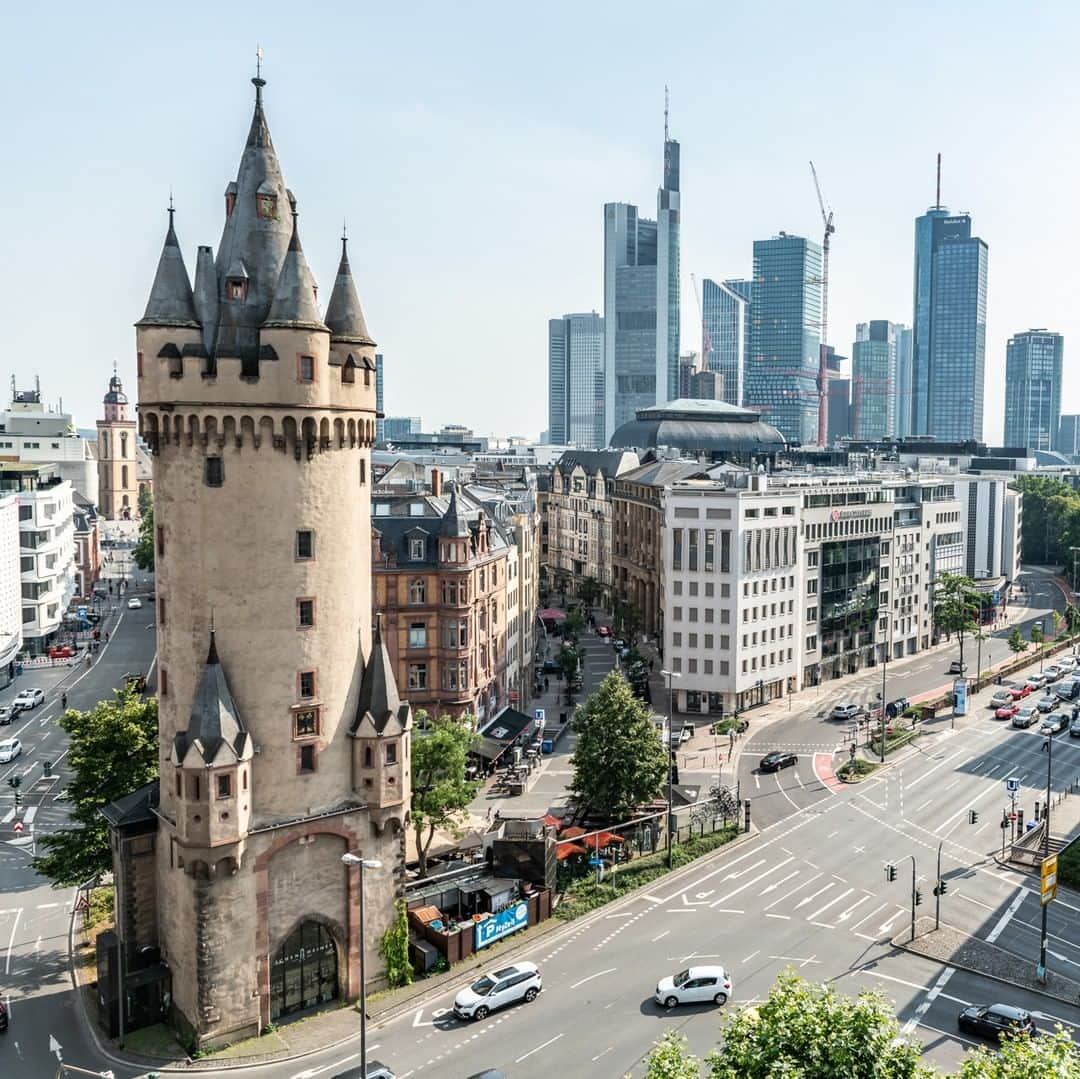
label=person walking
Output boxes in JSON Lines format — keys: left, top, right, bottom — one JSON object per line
{"left": 61, "top": 692, "right": 67, "bottom": 711}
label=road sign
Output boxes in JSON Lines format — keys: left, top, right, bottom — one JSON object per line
{"left": 12, "top": 820, "right": 23, "bottom": 834}
{"left": 1042, "top": 853, "right": 1059, "bottom": 906}
{"left": 74, "top": 894, "right": 90, "bottom": 914}
{"left": 1006, "top": 777, "right": 1021, "bottom": 794}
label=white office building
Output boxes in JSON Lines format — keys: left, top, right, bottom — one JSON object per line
{"left": 0, "top": 492, "right": 22, "bottom": 681}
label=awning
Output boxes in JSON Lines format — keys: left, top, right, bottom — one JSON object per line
{"left": 472, "top": 708, "right": 538, "bottom": 763}
{"left": 555, "top": 842, "right": 587, "bottom": 861}
{"left": 539, "top": 607, "right": 567, "bottom": 622}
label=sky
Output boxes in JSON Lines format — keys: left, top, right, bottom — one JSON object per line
{"left": 4, "top": 1, "right": 1080, "bottom": 442}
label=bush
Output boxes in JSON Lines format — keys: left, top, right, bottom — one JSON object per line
{"left": 378, "top": 900, "right": 413, "bottom": 989}
{"left": 836, "top": 758, "right": 877, "bottom": 782}
{"left": 1058, "top": 841, "right": 1080, "bottom": 889}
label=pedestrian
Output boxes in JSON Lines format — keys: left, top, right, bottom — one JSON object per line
{"left": 86, "top": 654, "right": 92, "bottom": 668}
{"left": 104, "top": 631, "right": 110, "bottom": 644}
{"left": 544, "top": 676, "right": 549, "bottom": 692}
{"left": 61, "top": 692, "right": 67, "bottom": 710}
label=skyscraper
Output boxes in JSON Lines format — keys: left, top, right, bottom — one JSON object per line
{"left": 375, "top": 352, "right": 384, "bottom": 444}
{"left": 911, "top": 206, "right": 988, "bottom": 439}
{"left": 702, "top": 278, "right": 751, "bottom": 406}
{"left": 852, "top": 320, "right": 902, "bottom": 440}
{"left": 1003, "top": 329, "right": 1063, "bottom": 451}
{"left": 603, "top": 115, "right": 680, "bottom": 440}
{"left": 894, "top": 325, "right": 913, "bottom": 436}
{"left": 745, "top": 233, "right": 822, "bottom": 445}
{"left": 548, "top": 312, "right": 605, "bottom": 448}
{"left": 1057, "top": 414, "right": 1080, "bottom": 458}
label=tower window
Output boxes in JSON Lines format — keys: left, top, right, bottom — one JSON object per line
{"left": 410, "top": 538, "right": 425, "bottom": 561}
{"left": 298, "top": 744, "right": 316, "bottom": 774}
{"left": 363, "top": 368, "right": 371, "bottom": 387}
{"left": 342, "top": 360, "right": 356, "bottom": 384}
{"left": 216, "top": 774, "right": 232, "bottom": 799}
{"left": 297, "top": 598, "right": 315, "bottom": 628}
{"left": 364, "top": 745, "right": 373, "bottom": 768}
{"left": 385, "top": 742, "right": 397, "bottom": 765}
{"left": 256, "top": 192, "right": 278, "bottom": 220}
{"left": 175, "top": 771, "right": 182, "bottom": 797}
{"left": 298, "top": 356, "right": 315, "bottom": 383}
{"left": 298, "top": 670, "right": 316, "bottom": 698}
{"left": 158, "top": 597, "right": 166, "bottom": 625}
{"left": 228, "top": 280, "right": 247, "bottom": 301}
{"left": 204, "top": 457, "right": 224, "bottom": 487}
{"left": 137, "top": 352, "right": 144, "bottom": 378}
{"left": 120, "top": 432, "right": 128, "bottom": 458}
{"left": 359, "top": 459, "right": 367, "bottom": 486}
{"left": 294, "top": 708, "right": 319, "bottom": 737}
{"left": 160, "top": 668, "right": 168, "bottom": 696}
{"left": 296, "top": 530, "right": 314, "bottom": 560}
{"left": 156, "top": 526, "right": 164, "bottom": 556}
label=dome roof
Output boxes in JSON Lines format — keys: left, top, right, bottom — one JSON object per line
{"left": 609, "top": 398, "right": 786, "bottom": 456}
{"left": 103, "top": 374, "right": 128, "bottom": 405}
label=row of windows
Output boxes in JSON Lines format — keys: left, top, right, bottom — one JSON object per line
{"left": 408, "top": 660, "right": 472, "bottom": 692}
{"left": 668, "top": 657, "right": 731, "bottom": 676}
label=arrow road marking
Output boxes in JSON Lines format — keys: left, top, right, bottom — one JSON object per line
{"left": 49, "top": 1034, "right": 62, "bottom": 1062}
{"left": 836, "top": 896, "right": 872, "bottom": 922}
{"left": 795, "top": 881, "right": 835, "bottom": 909}
{"left": 727, "top": 860, "right": 766, "bottom": 880}
{"left": 759, "top": 870, "right": 800, "bottom": 895}
{"left": 805, "top": 888, "right": 853, "bottom": 923}
{"left": 711, "top": 857, "right": 795, "bottom": 907}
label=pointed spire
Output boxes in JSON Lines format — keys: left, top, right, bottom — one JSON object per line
{"left": 354, "top": 618, "right": 410, "bottom": 734}
{"left": 173, "top": 626, "right": 250, "bottom": 765}
{"left": 263, "top": 211, "right": 328, "bottom": 330}
{"left": 138, "top": 204, "right": 199, "bottom": 328}
{"left": 440, "top": 485, "right": 471, "bottom": 538}
{"left": 324, "top": 231, "right": 376, "bottom": 345}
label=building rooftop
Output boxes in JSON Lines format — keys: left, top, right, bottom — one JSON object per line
{"left": 609, "top": 398, "right": 785, "bottom": 457}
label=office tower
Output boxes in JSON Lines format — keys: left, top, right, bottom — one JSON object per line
{"left": 894, "top": 325, "right": 913, "bottom": 435}
{"left": 548, "top": 312, "right": 605, "bottom": 448}
{"left": 375, "top": 353, "right": 385, "bottom": 443}
{"left": 603, "top": 115, "right": 680, "bottom": 439}
{"left": 383, "top": 416, "right": 422, "bottom": 441}
{"left": 827, "top": 378, "right": 851, "bottom": 443}
{"left": 1058, "top": 414, "right": 1080, "bottom": 458}
{"left": 688, "top": 369, "right": 722, "bottom": 401}
{"left": 745, "top": 233, "right": 822, "bottom": 445}
{"left": 678, "top": 351, "right": 698, "bottom": 399}
{"left": 911, "top": 205, "right": 989, "bottom": 439}
{"left": 1003, "top": 329, "right": 1063, "bottom": 451}
{"left": 852, "top": 320, "right": 904, "bottom": 439}
{"left": 702, "top": 278, "right": 751, "bottom": 406}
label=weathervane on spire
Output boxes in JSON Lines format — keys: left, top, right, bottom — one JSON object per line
{"left": 168, "top": 188, "right": 175, "bottom": 227}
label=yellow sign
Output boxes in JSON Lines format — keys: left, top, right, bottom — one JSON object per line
{"left": 1041, "top": 853, "right": 1059, "bottom": 906}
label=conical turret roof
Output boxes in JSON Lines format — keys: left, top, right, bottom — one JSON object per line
{"left": 264, "top": 213, "right": 328, "bottom": 331}
{"left": 173, "top": 630, "right": 251, "bottom": 766}
{"left": 138, "top": 207, "right": 199, "bottom": 328}
{"left": 353, "top": 621, "right": 411, "bottom": 735}
{"left": 324, "top": 235, "right": 375, "bottom": 345}
{"left": 440, "top": 486, "right": 472, "bottom": 538}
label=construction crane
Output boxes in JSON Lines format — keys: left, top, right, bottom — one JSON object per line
{"left": 689, "top": 273, "right": 712, "bottom": 373}
{"left": 810, "top": 161, "right": 835, "bottom": 447}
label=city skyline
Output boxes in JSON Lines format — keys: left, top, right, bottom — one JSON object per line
{"left": 5, "top": 3, "right": 1080, "bottom": 442}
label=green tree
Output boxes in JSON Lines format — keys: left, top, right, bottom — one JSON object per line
{"left": 639, "top": 1030, "right": 701, "bottom": 1079}
{"left": 132, "top": 499, "right": 154, "bottom": 572}
{"left": 1008, "top": 627, "right": 1029, "bottom": 655}
{"left": 956, "top": 1025, "right": 1080, "bottom": 1077}
{"left": 137, "top": 486, "right": 152, "bottom": 519}
{"left": 378, "top": 900, "right": 413, "bottom": 988}
{"left": 935, "top": 572, "right": 981, "bottom": 670}
{"left": 564, "top": 608, "right": 586, "bottom": 642}
{"left": 33, "top": 688, "right": 158, "bottom": 887}
{"left": 577, "top": 576, "right": 602, "bottom": 609}
{"left": 705, "top": 970, "right": 930, "bottom": 1079}
{"left": 1065, "top": 603, "right": 1080, "bottom": 651}
{"left": 410, "top": 713, "right": 480, "bottom": 877}
{"left": 570, "top": 671, "right": 667, "bottom": 819}
{"left": 555, "top": 642, "right": 581, "bottom": 684}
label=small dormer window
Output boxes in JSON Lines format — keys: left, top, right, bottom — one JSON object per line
{"left": 385, "top": 742, "right": 397, "bottom": 765}
{"left": 228, "top": 279, "right": 247, "bottom": 301}
{"left": 410, "top": 537, "right": 425, "bottom": 560}
{"left": 256, "top": 192, "right": 278, "bottom": 220}
{"left": 342, "top": 358, "right": 356, "bottom": 384}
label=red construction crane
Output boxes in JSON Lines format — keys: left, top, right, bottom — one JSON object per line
{"left": 810, "top": 161, "right": 835, "bottom": 446}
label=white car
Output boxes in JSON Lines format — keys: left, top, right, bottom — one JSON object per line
{"left": 453, "top": 961, "right": 541, "bottom": 1020}
{"left": 127, "top": 596, "right": 143, "bottom": 610}
{"left": 1058, "top": 656, "right": 1078, "bottom": 671}
{"left": 13, "top": 688, "right": 44, "bottom": 710}
{"left": 655, "top": 965, "right": 733, "bottom": 1008}
{"left": 830, "top": 703, "right": 863, "bottom": 721}
{"left": 0, "top": 738, "right": 22, "bottom": 763}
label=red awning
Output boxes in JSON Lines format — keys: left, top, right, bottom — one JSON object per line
{"left": 555, "top": 842, "right": 587, "bottom": 861}
{"left": 539, "top": 607, "right": 567, "bottom": 622}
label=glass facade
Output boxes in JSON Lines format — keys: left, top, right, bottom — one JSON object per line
{"left": 746, "top": 235, "right": 822, "bottom": 445}
{"left": 374, "top": 353, "right": 384, "bottom": 444}
{"left": 702, "top": 278, "right": 750, "bottom": 406}
{"left": 852, "top": 320, "right": 900, "bottom": 440}
{"left": 894, "top": 325, "right": 913, "bottom": 436}
{"left": 548, "top": 312, "right": 605, "bottom": 448}
{"left": 820, "top": 538, "right": 880, "bottom": 673}
{"left": 1003, "top": 330, "right": 1063, "bottom": 451}
{"left": 1058, "top": 414, "right": 1080, "bottom": 457}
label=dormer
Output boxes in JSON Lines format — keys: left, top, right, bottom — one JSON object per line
{"left": 225, "top": 258, "right": 249, "bottom": 303}
{"left": 255, "top": 180, "right": 279, "bottom": 221}
{"left": 405, "top": 527, "right": 429, "bottom": 563}
{"left": 439, "top": 487, "right": 471, "bottom": 564}
{"left": 224, "top": 181, "right": 238, "bottom": 218}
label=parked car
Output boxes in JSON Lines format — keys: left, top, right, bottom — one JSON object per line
{"left": 994, "top": 703, "right": 1020, "bottom": 720}
{"left": 957, "top": 1003, "right": 1036, "bottom": 1042}
{"left": 1042, "top": 713, "right": 1068, "bottom": 735}
{"left": 760, "top": 751, "right": 798, "bottom": 773}
{"left": 0, "top": 738, "right": 22, "bottom": 764}
{"left": 127, "top": 597, "right": 143, "bottom": 610}
{"left": 1012, "top": 708, "right": 1037, "bottom": 729}
{"left": 1036, "top": 696, "right": 1059, "bottom": 714}
{"left": 13, "top": 688, "right": 44, "bottom": 710}
{"left": 655, "top": 965, "right": 733, "bottom": 1008}
{"left": 47, "top": 644, "right": 74, "bottom": 659}
{"left": 679, "top": 724, "right": 695, "bottom": 744}
{"left": 1042, "top": 669, "right": 1063, "bottom": 685}
{"left": 1053, "top": 679, "right": 1080, "bottom": 701}
{"left": 885, "top": 697, "right": 909, "bottom": 719}
{"left": 0, "top": 997, "right": 7, "bottom": 1031}
{"left": 331, "top": 1064, "right": 396, "bottom": 1079}
{"left": 1058, "top": 656, "right": 1078, "bottom": 671}
{"left": 1007, "top": 683, "right": 1032, "bottom": 700}
{"left": 453, "top": 962, "right": 541, "bottom": 1021}
{"left": 830, "top": 703, "right": 864, "bottom": 721}
{"left": 948, "top": 660, "right": 967, "bottom": 675}
{"left": 989, "top": 690, "right": 1013, "bottom": 708}
{"left": 1025, "top": 676, "right": 1046, "bottom": 691}
{"left": 1070, "top": 718, "right": 1080, "bottom": 738}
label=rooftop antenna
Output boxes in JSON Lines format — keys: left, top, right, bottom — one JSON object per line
{"left": 664, "top": 84, "right": 669, "bottom": 142}
{"left": 935, "top": 152, "right": 942, "bottom": 210}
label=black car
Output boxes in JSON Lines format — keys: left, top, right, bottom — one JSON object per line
{"left": 0, "top": 998, "right": 7, "bottom": 1031}
{"left": 957, "top": 1003, "right": 1036, "bottom": 1041}
{"left": 1041, "top": 713, "right": 1068, "bottom": 735}
{"left": 759, "top": 751, "right": 797, "bottom": 773}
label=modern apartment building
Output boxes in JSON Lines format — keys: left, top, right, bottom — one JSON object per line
{"left": 0, "top": 492, "right": 20, "bottom": 681}
{"left": 702, "top": 278, "right": 751, "bottom": 407}
{"left": 911, "top": 208, "right": 988, "bottom": 440}
{"left": 746, "top": 234, "right": 823, "bottom": 446}
{"left": 1003, "top": 329, "right": 1063, "bottom": 451}
{"left": 548, "top": 312, "right": 605, "bottom": 448}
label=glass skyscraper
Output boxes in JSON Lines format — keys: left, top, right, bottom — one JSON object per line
{"left": 852, "top": 321, "right": 901, "bottom": 440}
{"left": 375, "top": 353, "right": 385, "bottom": 444}
{"left": 746, "top": 234, "right": 822, "bottom": 445}
{"left": 548, "top": 312, "right": 605, "bottom": 448}
{"left": 894, "top": 325, "right": 913, "bottom": 436}
{"left": 603, "top": 128, "right": 680, "bottom": 440}
{"left": 702, "top": 278, "right": 751, "bottom": 406}
{"left": 1003, "top": 329, "right": 1063, "bottom": 451}
{"left": 911, "top": 209, "right": 988, "bottom": 440}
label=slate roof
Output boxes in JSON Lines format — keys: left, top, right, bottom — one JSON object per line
{"left": 372, "top": 491, "right": 510, "bottom": 568}
{"left": 554, "top": 449, "right": 639, "bottom": 480}
{"left": 138, "top": 209, "right": 199, "bottom": 329}
{"left": 100, "top": 780, "right": 159, "bottom": 829}
{"left": 352, "top": 621, "right": 411, "bottom": 735}
{"left": 609, "top": 398, "right": 786, "bottom": 456}
{"left": 324, "top": 236, "right": 375, "bottom": 345}
{"left": 263, "top": 214, "right": 328, "bottom": 331}
{"left": 615, "top": 458, "right": 712, "bottom": 487}
{"left": 440, "top": 487, "right": 471, "bottom": 538}
{"left": 173, "top": 632, "right": 252, "bottom": 766}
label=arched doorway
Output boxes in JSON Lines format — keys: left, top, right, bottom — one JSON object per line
{"left": 270, "top": 920, "right": 339, "bottom": 1019}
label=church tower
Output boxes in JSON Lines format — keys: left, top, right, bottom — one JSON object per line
{"left": 134, "top": 73, "right": 410, "bottom": 1048}
{"left": 96, "top": 366, "right": 139, "bottom": 519}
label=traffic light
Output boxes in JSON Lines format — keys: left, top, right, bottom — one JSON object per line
{"left": 885, "top": 864, "right": 898, "bottom": 882}
{"left": 968, "top": 809, "right": 979, "bottom": 825}
{"left": 933, "top": 879, "right": 948, "bottom": 897}
{"left": 915, "top": 889, "right": 924, "bottom": 906}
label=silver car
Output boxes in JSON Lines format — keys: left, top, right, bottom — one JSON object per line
{"left": 1035, "top": 696, "right": 1059, "bottom": 714}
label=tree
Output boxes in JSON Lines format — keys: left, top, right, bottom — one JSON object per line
{"left": 33, "top": 688, "right": 158, "bottom": 887}
{"left": 555, "top": 642, "right": 581, "bottom": 684}
{"left": 564, "top": 608, "right": 586, "bottom": 642}
{"left": 705, "top": 970, "right": 930, "bottom": 1079}
{"left": 137, "top": 486, "right": 152, "bottom": 519}
{"left": 133, "top": 498, "right": 154, "bottom": 572}
{"left": 1031, "top": 621, "right": 1046, "bottom": 669}
{"left": 639, "top": 1030, "right": 701, "bottom": 1079}
{"left": 935, "top": 572, "right": 981, "bottom": 669}
{"left": 956, "top": 1025, "right": 1080, "bottom": 1077}
{"left": 577, "top": 576, "right": 602, "bottom": 610}
{"left": 410, "top": 713, "right": 481, "bottom": 877}
{"left": 378, "top": 900, "right": 413, "bottom": 988}
{"left": 1008, "top": 628, "right": 1029, "bottom": 655}
{"left": 570, "top": 671, "right": 667, "bottom": 819}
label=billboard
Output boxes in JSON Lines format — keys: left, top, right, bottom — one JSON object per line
{"left": 475, "top": 901, "right": 528, "bottom": 950}
{"left": 953, "top": 678, "right": 968, "bottom": 716}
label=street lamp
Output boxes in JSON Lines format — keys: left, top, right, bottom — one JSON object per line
{"left": 341, "top": 853, "right": 383, "bottom": 1076}
{"left": 1037, "top": 734, "right": 1054, "bottom": 983}
{"left": 660, "top": 669, "right": 680, "bottom": 869}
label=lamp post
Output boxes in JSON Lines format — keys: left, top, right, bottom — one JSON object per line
{"left": 1071, "top": 546, "right": 1080, "bottom": 597}
{"left": 341, "top": 853, "right": 382, "bottom": 1077}
{"left": 1037, "top": 733, "right": 1054, "bottom": 982}
{"left": 660, "top": 669, "right": 679, "bottom": 869}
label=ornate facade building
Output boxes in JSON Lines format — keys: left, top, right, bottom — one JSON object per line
{"left": 107, "top": 74, "right": 410, "bottom": 1048}
{"left": 96, "top": 369, "right": 139, "bottom": 519}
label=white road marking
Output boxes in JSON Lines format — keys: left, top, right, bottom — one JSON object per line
{"left": 569, "top": 967, "right": 616, "bottom": 990}
{"left": 759, "top": 870, "right": 800, "bottom": 895}
{"left": 986, "top": 890, "right": 1026, "bottom": 943}
{"left": 591, "top": 1046, "right": 614, "bottom": 1063}
{"left": 805, "top": 888, "right": 854, "bottom": 923}
{"left": 650, "top": 931, "right": 669, "bottom": 943}
{"left": 836, "top": 896, "right": 872, "bottom": 922}
{"left": 709, "top": 857, "right": 796, "bottom": 907}
{"left": 902, "top": 966, "right": 957, "bottom": 1035}
{"left": 795, "top": 881, "right": 835, "bottom": 909}
{"left": 850, "top": 902, "right": 888, "bottom": 931}
{"left": 742, "top": 950, "right": 760, "bottom": 963}
{"left": 5, "top": 908, "right": 21, "bottom": 975}
{"left": 515, "top": 1033, "right": 564, "bottom": 1063}
{"left": 764, "top": 872, "right": 822, "bottom": 911}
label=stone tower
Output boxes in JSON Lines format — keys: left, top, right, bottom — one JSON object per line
{"left": 134, "top": 74, "right": 410, "bottom": 1048}
{"left": 96, "top": 366, "right": 139, "bottom": 519}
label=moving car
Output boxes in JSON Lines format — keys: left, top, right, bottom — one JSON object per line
{"left": 1012, "top": 708, "right": 1037, "bottom": 729}
{"left": 994, "top": 703, "right": 1019, "bottom": 720}
{"left": 1041, "top": 713, "right": 1068, "bottom": 735}
{"left": 830, "top": 703, "right": 863, "bottom": 721}
{"left": 453, "top": 962, "right": 541, "bottom": 1021}
{"left": 331, "top": 1064, "right": 396, "bottom": 1079}
{"left": 1036, "top": 696, "right": 1059, "bottom": 714}
{"left": 655, "top": 965, "right": 733, "bottom": 1008}
{"left": 760, "top": 751, "right": 798, "bottom": 773}
{"left": 988, "top": 690, "right": 1014, "bottom": 709}
{"left": 0, "top": 706, "right": 13, "bottom": 726}
{"left": 0, "top": 738, "right": 22, "bottom": 763}
{"left": 1070, "top": 717, "right": 1080, "bottom": 738}
{"left": 948, "top": 660, "right": 967, "bottom": 674}
{"left": 957, "top": 1003, "right": 1036, "bottom": 1041}
{"left": 127, "top": 596, "right": 143, "bottom": 610}
{"left": 13, "top": 688, "right": 44, "bottom": 710}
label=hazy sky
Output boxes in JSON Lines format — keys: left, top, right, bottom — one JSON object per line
{"left": 4, "top": 1, "right": 1079, "bottom": 442}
